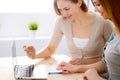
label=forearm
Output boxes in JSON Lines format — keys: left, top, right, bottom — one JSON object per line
{"left": 35, "top": 45, "right": 56, "bottom": 58}
{"left": 82, "top": 57, "right": 102, "bottom": 64}
{"left": 77, "top": 61, "right": 106, "bottom": 73}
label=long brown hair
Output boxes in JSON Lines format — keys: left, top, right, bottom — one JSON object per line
{"left": 54, "top": 0, "right": 88, "bottom": 15}
{"left": 96, "top": 0, "right": 120, "bottom": 33}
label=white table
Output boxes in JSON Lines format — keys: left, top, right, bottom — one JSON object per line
{"left": 0, "top": 55, "right": 83, "bottom": 80}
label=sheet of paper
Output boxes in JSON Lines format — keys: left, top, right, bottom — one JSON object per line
{"left": 48, "top": 66, "right": 62, "bottom": 74}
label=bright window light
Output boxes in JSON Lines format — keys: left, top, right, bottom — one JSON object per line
{"left": 0, "top": 0, "right": 52, "bottom": 13}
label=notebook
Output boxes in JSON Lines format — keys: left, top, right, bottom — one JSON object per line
{"left": 12, "top": 39, "right": 48, "bottom": 80}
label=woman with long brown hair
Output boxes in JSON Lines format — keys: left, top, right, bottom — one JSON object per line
{"left": 57, "top": 0, "right": 120, "bottom": 80}
{"left": 23, "top": 0, "right": 113, "bottom": 65}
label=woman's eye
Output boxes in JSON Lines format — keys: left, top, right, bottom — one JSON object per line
{"left": 64, "top": 8, "right": 70, "bottom": 11}
{"left": 95, "top": 4, "right": 101, "bottom": 7}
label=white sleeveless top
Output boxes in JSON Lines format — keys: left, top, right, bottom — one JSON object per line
{"left": 73, "top": 38, "right": 89, "bottom": 49}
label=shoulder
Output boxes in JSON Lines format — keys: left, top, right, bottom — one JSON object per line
{"left": 103, "top": 19, "right": 114, "bottom": 30}
{"left": 114, "top": 35, "right": 120, "bottom": 46}
{"left": 55, "top": 16, "right": 68, "bottom": 24}
{"left": 55, "top": 16, "right": 71, "bottom": 29}
{"left": 109, "top": 35, "right": 120, "bottom": 54}
{"left": 93, "top": 13, "right": 114, "bottom": 29}
{"left": 93, "top": 13, "right": 106, "bottom": 23}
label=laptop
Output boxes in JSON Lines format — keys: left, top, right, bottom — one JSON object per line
{"left": 12, "top": 39, "right": 48, "bottom": 80}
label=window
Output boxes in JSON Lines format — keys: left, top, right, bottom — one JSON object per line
{"left": 0, "top": 0, "right": 56, "bottom": 38}
{"left": 0, "top": 0, "right": 52, "bottom": 13}
{"left": 0, "top": 0, "right": 93, "bottom": 38}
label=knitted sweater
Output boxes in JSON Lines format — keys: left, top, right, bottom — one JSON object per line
{"left": 49, "top": 13, "right": 113, "bottom": 59}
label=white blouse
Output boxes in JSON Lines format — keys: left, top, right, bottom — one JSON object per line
{"left": 73, "top": 38, "right": 89, "bottom": 49}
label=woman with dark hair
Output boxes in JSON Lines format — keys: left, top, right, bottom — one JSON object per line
{"left": 23, "top": 0, "right": 113, "bottom": 65}
{"left": 57, "top": 0, "right": 120, "bottom": 80}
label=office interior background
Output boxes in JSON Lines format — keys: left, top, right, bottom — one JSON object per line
{"left": 0, "top": 0, "right": 94, "bottom": 57}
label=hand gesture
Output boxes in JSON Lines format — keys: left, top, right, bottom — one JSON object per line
{"left": 57, "top": 61, "right": 78, "bottom": 74}
{"left": 23, "top": 45, "right": 36, "bottom": 59}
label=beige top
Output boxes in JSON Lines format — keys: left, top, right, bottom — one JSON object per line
{"left": 49, "top": 13, "right": 113, "bottom": 59}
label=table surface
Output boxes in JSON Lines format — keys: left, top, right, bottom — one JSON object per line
{"left": 0, "top": 55, "right": 83, "bottom": 80}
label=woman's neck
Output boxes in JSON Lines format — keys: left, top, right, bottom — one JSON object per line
{"left": 72, "top": 11, "right": 94, "bottom": 28}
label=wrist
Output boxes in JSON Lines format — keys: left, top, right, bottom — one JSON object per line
{"left": 77, "top": 65, "right": 88, "bottom": 73}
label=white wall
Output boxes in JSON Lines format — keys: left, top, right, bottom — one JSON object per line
{"left": 0, "top": 0, "right": 94, "bottom": 38}
{"left": 0, "top": 0, "right": 52, "bottom": 13}
{"left": 0, "top": 0, "right": 94, "bottom": 57}
{"left": 0, "top": 0, "right": 56, "bottom": 37}
{"left": 0, "top": 38, "right": 70, "bottom": 57}
{"left": 0, "top": 39, "right": 13, "bottom": 57}
{"left": 0, "top": 13, "right": 56, "bottom": 37}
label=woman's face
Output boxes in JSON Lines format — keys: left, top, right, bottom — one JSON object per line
{"left": 57, "top": 0, "right": 81, "bottom": 21}
{"left": 92, "top": 0, "right": 109, "bottom": 19}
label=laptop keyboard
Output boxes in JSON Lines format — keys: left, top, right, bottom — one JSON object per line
{"left": 14, "top": 64, "right": 34, "bottom": 78}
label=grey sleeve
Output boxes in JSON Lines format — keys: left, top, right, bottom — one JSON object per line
{"left": 101, "top": 58, "right": 107, "bottom": 71}
{"left": 100, "top": 58, "right": 109, "bottom": 79}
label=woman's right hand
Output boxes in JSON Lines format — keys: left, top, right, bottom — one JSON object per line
{"left": 83, "top": 69, "right": 105, "bottom": 80}
{"left": 69, "top": 58, "right": 83, "bottom": 65}
{"left": 23, "top": 45, "right": 36, "bottom": 59}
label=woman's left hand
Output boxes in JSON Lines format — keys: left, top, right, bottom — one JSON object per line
{"left": 57, "top": 61, "right": 79, "bottom": 74}
{"left": 69, "top": 58, "right": 84, "bottom": 65}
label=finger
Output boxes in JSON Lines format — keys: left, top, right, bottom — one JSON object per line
{"left": 57, "top": 64, "right": 67, "bottom": 71}
{"left": 23, "top": 45, "right": 30, "bottom": 51}
{"left": 69, "top": 58, "right": 75, "bottom": 63}
{"left": 83, "top": 76, "right": 88, "bottom": 80}
{"left": 56, "top": 66, "right": 61, "bottom": 70}
{"left": 69, "top": 60, "right": 73, "bottom": 64}
{"left": 23, "top": 45, "right": 26, "bottom": 48}
{"left": 69, "top": 60, "right": 77, "bottom": 65}
{"left": 56, "top": 65, "right": 64, "bottom": 70}
{"left": 57, "top": 61, "right": 67, "bottom": 67}
{"left": 69, "top": 59, "right": 77, "bottom": 64}
{"left": 62, "top": 69, "right": 70, "bottom": 74}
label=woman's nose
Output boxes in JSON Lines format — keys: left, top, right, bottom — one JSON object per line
{"left": 94, "top": 6, "right": 99, "bottom": 12}
{"left": 62, "top": 11, "right": 68, "bottom": 18}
